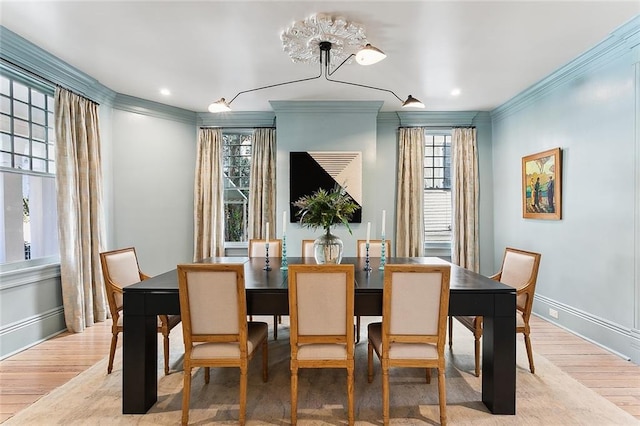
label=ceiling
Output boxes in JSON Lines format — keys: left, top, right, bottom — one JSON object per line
{"left": 1, "top": 1, "right": 638, "bottom": 113}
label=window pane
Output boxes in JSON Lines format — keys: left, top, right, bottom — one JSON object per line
{"left": 48, "top": 143, "right": 55, "bottom": 160}
{"left": 424, "top": 157, "right": 433, "bottom": 167}
{"left": 425, "top": 146, "right": 433, "bottom": 157}
{"left": 15, "top": 154, "right": 29, "bottom": 169}
{"left": 48, "top": 127, "right": 55, "bottom": 143}
{"left": 0, "top": 132, "right": 10, "bottom": 151}
{"left": 13, "top": 100, "right": 28, "bottom": 120}
{"left": 32, "top": 158, "right": 46, "bottom": 172}
{"left": 32, "top": 124, "right": 46, "bottom": 141}
{"left": 48, "top": 160, "right": 55, "bottom": 174}
{"left": 0, "top": 151, "right": 11, "bottom": 167}
{"left": 14, "top": 137, "right": 29, "bottom": 155}
{"left": 0, "top": 95, "right": 10, "bottom": 114}
{"left": 0, "top": 114, "right": 10, "bottom": 133}
{"left": 12, "top": 81, "right": 28, "bottom": 102}
{"left": 0, "top": 76, "right": 9, "bottom": 95}
{"left": 31, "top": 90, "right": 45, "bottom": 108}
{"left": 13, "top": 118, "right": 29, "bottom": 138}
{"left": 32, "top": 141, "right": 46, "bottom": 158}
{"left": 32, "top": 107, "right": 46, "bottom": 125}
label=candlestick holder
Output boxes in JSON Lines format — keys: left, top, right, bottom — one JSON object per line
{"left": 364, "top": 243, "right": 371, "bottom": 271}
{"left": 379, "top": 236, "right": 386, "bottom": 270}
{"left": 263, "top": 243, "right": 272, "bottom": 271}
{"left": 280, "top": 235, "right": 288, "bottom": 270}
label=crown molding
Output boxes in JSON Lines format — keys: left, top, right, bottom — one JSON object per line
{"left": 197, "top": 112, "right": 276, "bottom": 128}
{"left": 270, "top": 100, "right": 383, "bottom": 114}
{"left": 113, "top": 94, "right": 197, "bottom": 125}
{"left": 491, "top": 16, "right": 640, "bottom": 123}
{"left": 395, "top": 111, "right": 479, "bottom": 127}
{"left": 0, "top": 26, "right": 116, "bottom": 105}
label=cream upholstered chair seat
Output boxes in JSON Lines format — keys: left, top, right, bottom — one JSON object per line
{"left": 288, "top": 264, "right": 355, "bottom": 425}
{"left": 100, "top": 247, "right": 180, "bottom": 376}
{"left": 177, "top": 263, "right": 268, "bottom": 426}
{"left": 367, "top": 264, "right": 451, "bottom": 426}
{"left": 449, "top": 247, "right": 541, "bottom": 377}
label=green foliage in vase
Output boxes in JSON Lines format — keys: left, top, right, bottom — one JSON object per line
{"left": 293, "top": 185, "right": 359, "bottom": 235}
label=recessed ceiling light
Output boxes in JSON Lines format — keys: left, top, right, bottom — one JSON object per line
{"left": 451, "top": 88, "right": 461, "bottom": 96}
{"left": 160, "top": 88, "right": 171, "bottom": 96}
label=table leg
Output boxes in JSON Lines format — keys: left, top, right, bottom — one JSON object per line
{"left": 481, "top": 292, "right": 516, "bottom": 414}
{"left": 123, "top": 294, "right": 158, "bottom": 414}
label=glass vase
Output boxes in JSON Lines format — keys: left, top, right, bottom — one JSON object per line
{"left": 313, "top": 229, "right": 344, "bottom": 264}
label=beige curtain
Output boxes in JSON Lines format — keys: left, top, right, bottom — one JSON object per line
{"left": 54, "top": 87, "right": 106, "bottom": 332}
{"left": 396, "top": 127, "right": 425, "bottom": 257}
{"left": 248, "top": 128, "right": 276, "bottom": 240}
{"left": 452, "top": 127, "right": 479, "bottom": 272}
{"left": 193, "top": 128, "right": 225, "bottom": 260}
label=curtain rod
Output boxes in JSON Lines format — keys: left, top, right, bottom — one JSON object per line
{"left": 1, "top": 58, "right": 99, "bottom": 105}
{"left": 199, "top": 126, "right": 276, "bottom": 129}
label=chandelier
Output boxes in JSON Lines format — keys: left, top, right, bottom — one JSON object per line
{"left": 208, "top": 13, "right": 424, "bottom": 113}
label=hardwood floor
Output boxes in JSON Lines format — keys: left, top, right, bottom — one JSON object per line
{"left": 1, "top": 315, "right": 639, "bottom": 423}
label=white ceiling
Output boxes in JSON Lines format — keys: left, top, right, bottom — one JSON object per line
{"left": 1, "top": 1, "right": 638, "bottom": 113}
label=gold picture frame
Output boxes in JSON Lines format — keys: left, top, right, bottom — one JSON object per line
{"left": 522, "top": 147, "right": 562, "bottom": 220}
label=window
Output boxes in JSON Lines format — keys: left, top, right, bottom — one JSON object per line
{"left": 0, "top": 66, "right": 59, "bottom": 266}
{"left": 423, "top": 132, "right": 452, "bottom": 250}
{"left": 222, "top": 131, "right": 252, "bottom": 243}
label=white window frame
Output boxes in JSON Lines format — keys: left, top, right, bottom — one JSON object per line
{"left": 0, "top": 63, "right": 59, "bottom": 271}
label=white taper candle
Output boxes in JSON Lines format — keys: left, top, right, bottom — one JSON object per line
{"left": 366, "top": 222, "right": 371, "bottom": 244}
{"left": 381, "top": 210, "right": 386, "bottom": 237}
{"left": 282, "top": 211, "right": 287, "bottom": 235}
{"left": 265, "top": 222, "right": 269, "bottom": 244}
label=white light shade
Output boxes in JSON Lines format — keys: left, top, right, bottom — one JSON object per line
{"left": 355, "top": 44, "right": 386, "bottom": 65}
{"left": 402, "top": 95, "right": 425, "bottom": 109}
{"left": 208, "top": 98, "right": 231, "bottom": 113}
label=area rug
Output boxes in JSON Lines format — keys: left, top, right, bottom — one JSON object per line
{"left": 4, "top": 318, "right": 638, "bottom": 425}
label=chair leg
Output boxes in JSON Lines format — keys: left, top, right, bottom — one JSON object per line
{"left": 273, "top": 315, "right": 278, "bottom": 340}
{"left": 382, "top": 364, "right": 390, "bottom": 426}
{"left": 290, "top": 367, "right": 298, "bottom": 425}
{"left": 181, "top": 366, "right": 192, "bottom": 426}
{"left": 448, "top": 316, "right": 453, "bottom": 349}
{"left": 367, "top": 341, "right": 374, "bottom": 383}
{"left": 355, "top": 316, "right": 361, "bottom": 343}
{"left": 163, "top": 333, "right": 170, "bottom": 375}
{"left": 204, "top": 367, "right": 210, "bottom": 384}
{"left": 524, "top": 332, "right": 535, "bottom": 374}
{"left": 239, "top": 366, "right": 247, "bottom": 425}
{"left": 438, "top": 367, "right": 447, "bottom": 426}
{"left": 347, "top": 366, "right": 355, "bottom": 425}
{"left": 426, "top": 367, "right": 431, "bottom": 384}
{"left": 108, "top": 332, "right": 118, "bottom": 374}
{"left": 262, "top": 340, "right": 269, "bottom": 382}
{"left": 474, "top": 333, "right": 481, "bottom": 377}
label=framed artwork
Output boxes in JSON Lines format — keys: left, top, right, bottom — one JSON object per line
{"left": 522, "top": 147, "right": 562, "bottom": 220}
{"left": 289, "top": 151, "right": 362, "bottom": 223}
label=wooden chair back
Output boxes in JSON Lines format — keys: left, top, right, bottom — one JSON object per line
{"left": 494, "top": 247, "right": 541, "bottom": 321}
{"left": 248, "top": 239, "right": 282, "bottom": 257}
{"left": 302, "top": 239, "right": 315, "bottom": 257}
{"left": 356, "top": 239, "right": 391, "bottom": 258}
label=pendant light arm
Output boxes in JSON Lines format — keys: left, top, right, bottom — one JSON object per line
{"left": 324, "top": 74, "right": 404, "bottom": 103}
{"left": 326, "top": 53, "right": 355, "bottom": 77}
{"left": 227, "top": 62, "right": 323, "bottom": 105}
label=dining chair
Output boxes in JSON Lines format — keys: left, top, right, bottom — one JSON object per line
{"left": 356, "top": 239, "right": 391, "bottom": 258}
{"left": 367, "top": 263, "right": 451, "bottom": 426}
{"left": 449, "top": 247, "right": 541, "bottom": 376}
{"left": 177, "top": 263, "right": 269, "bottom": 426}
{"left": 301, "top": 239, "right": 315, "bottom": 257}
{"left": 288, "top": 264, "right": 355, "bottom": 425}
{"left": 100, "top": 247, "right": 181, "bottom": 375}
{"left": 248, "top": 238, "right": 283, "bottom": 339}
{"left": 355, "top": 239, "right": 392, "bottom": 343}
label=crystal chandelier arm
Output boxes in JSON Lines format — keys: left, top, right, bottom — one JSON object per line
{"left": 227, "top": 62, "right": 323, "bottom": 105}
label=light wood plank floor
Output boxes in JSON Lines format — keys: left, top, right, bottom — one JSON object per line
{"left": 1, "top": 315, "right": 639, "bottom": 423}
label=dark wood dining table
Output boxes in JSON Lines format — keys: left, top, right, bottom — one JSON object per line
{"left": 122, "top": 256, "right": 516, "bottom": 415}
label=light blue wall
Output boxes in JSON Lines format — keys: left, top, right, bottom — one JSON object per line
{"left": 490, "top": 16, "right": 640, "bottom": 362}
{"left": 2, "top": 18, "right": 639, "bottom": 365}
